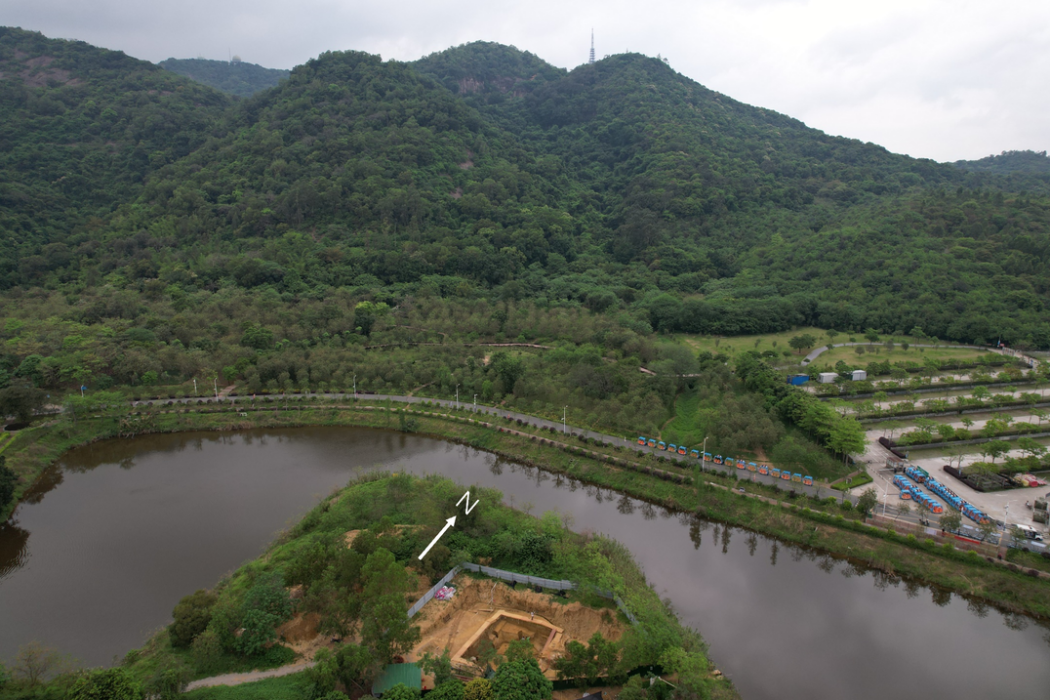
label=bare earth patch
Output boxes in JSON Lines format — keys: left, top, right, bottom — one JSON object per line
{"left": 410, "top": 575, "right": 625, "bottom": 679}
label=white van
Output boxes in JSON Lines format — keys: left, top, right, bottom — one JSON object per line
{"left": 1015, "top": 524, "right": 1044, "bottom": 541}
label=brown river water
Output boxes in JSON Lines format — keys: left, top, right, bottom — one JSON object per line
{"left": 1, "top": 427, "right": 1048, "bottom": 699}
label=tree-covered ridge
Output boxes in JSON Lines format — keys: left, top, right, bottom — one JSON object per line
{"left": 955, "top": 150, "right": 1050, "bottom": 175}
{"left": 0, "top": 30, "right": 1047, "bottom": 348}
{"left": 411, "top": 41, "right": 566, "bottom": 100}
{"left": 74, "top": 48, "right": 591, "bottom": 292}
{"left": 159, "top": 57, "right": 290, "bottom": 98}
{"left": 0, "top": 27, "right": 231, "bottom": 287}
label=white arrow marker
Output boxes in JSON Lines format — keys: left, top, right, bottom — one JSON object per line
{"left": 418, "top": 515, "right": 457, "bottom": 560}
{"left": 457, "top": 490, "right": 480, "bottom": 514}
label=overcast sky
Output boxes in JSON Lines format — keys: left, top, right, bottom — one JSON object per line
{"left": 6, "top": 0, "right": 1049, "bottom": 162}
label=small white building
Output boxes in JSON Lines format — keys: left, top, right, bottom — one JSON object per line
{"left": 818, "top": 372, "right": 838, "bottom": 384}
{"left": 851, "top": 369, "right": 867, "bottom": 381}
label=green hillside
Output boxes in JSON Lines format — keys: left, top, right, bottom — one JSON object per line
{"left": 0, "top": 27, "right": 232, "bottom": 287}
{"left": 955, "top": 149, "right": 1050, "bottom": 175}
{"left": 159, "top": 57, "right": 290, "bottom": 97}
{"left": 0, "top": 30, "right": 1048, "bottom": 352}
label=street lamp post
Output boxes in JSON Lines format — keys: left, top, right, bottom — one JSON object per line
{"left": 562, "top": 406, "right": 567, "bottom": 434}
{"left": 193, "top": 378, "right": 197, "bottom": 396}
{"left": 473, "top": 394, "right": 477, "bottom": 413}
{"left": 701, "top": 436, "right": 708, "bottom": 472}
{"left": 456, "top": 385, "right": 459, "bottom": 409}
{"left": 1000, "top": 500, "right": 1017, "bottom": 554}
{"left": 353, "top": 373, "right": 356, "bottom": 400}
{"left": 213, "top": 376, "right": 218, "bottom": 399}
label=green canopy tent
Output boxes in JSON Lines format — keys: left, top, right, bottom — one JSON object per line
{"left": 372, "top": 663, "right": 423, "bottom": 697}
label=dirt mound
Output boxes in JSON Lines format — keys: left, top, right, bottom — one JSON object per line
{"left": 276, "top": 612, "right": 331, "bottom": 659}
{"left": 278, "top": 612, "right": 321, "bottom": 644}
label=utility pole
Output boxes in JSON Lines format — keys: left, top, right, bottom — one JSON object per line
{"left": 213, "top": 376, "right": 218, "bottom": 399}
{"left": 353, "top": 373, "right": 356, "bottom": 400}
{"left": 473, "top": 394, "right": 477, "bottom": 413}
{"left": 193, "top": 377, "right": 197, "bottom": 396}
{"left": 563, "top": 405, "right": 567, "bottom": 434}
{"left": 456, "top": 384, "right": 460, "bottom": 409}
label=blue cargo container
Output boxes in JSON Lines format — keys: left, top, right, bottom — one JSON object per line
{"left": 787, "top": 374, "right": 810, "bottom": 386}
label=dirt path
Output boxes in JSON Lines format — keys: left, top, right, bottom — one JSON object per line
{"left": 184, "top": 660, "right": 316, "bottom": 691}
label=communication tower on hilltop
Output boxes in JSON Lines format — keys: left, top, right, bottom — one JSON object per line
{"left": 589, "top": 30, "right": 595, "bottom": 64}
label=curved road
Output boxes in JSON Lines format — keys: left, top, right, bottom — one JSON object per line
{"left": 130, "top": 391, "right": 858, "bottom": 506}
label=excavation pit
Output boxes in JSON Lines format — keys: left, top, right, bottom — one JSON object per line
{"left": 409, "top": 576, "right": 626, "bottom": 680}
{"left": 453, "top": 610, "right": 563, "bottom": 667}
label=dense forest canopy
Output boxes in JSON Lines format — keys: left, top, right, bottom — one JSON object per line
{"left": 954, "top": 150, "right": 1050, "bottom": 175}
{"left": 158, "top": 57, "right": 291, "bottom": 98}
{"left": 0, "top": 29, "right": 1048, "bottom": 349}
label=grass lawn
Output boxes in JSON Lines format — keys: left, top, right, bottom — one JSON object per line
{"left": 680, "top": 326, "right": 828, "bottom": 361}
{"left": 660, "top": 389, "right": 704, "bottom": 447}
{"left": 815, "top": 344, "right": 991, "bottom": 367}
{"left": 831, "top": 472, "right": 873, "bottom": 491}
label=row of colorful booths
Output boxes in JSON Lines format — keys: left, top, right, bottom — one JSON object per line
{"left": 637, "top": 437, "right": 814, "bottom": 486}
{"left": 904, "top": 466, "right": 991, "bottom": 524}
{"left": 891, "top": 474, "right": 945, "bottom": 514}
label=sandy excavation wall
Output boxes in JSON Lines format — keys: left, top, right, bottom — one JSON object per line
{"left": 410, "top": 575, "right": 625, "bottom": 677}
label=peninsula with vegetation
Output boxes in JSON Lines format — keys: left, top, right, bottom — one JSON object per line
{"left": 1, "top": 473, "right": 733, "bottom": 700}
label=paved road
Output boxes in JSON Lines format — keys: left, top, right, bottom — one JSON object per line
{"left": 131, "top": 392, "right": 859, "bottom": 505}
{"left": 184, "top": 660, "right": 316, "bottom": 691}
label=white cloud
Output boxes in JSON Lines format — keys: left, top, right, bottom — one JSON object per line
{"left": 4, "top": 0, "right": 1048, "bottom": 161}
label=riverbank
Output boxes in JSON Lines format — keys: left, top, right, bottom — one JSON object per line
{"left": 3, "top": 400, "right": 1050, "bottom": 619}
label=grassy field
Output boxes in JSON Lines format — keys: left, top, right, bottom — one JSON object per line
{"left": 815, "top": 344, "right": 990, "bottom": 366}
{"left": 680, "top": 328, "right": 986, "bottom": 366}
{"left": 660, "top": 389, "right": 704, "bottom": 447}
{"left": 681, "top": 326, "right": 828, "bottom": 360}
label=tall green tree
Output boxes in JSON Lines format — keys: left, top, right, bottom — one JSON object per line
{"left": 491, "top": 657, "right": 552, "bottom": 700}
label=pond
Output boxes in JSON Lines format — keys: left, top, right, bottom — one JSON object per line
{"left": 1, "top": 427, "right": 1047, "bottom": 699}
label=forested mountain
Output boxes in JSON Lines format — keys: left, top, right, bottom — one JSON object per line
{"left": 0, "top": 27, "right": 231, "bottom": 286}
{"left": 1, "top": 31, "right": 1048, "bottom": 349}
{"left": 955, "top": 149, "right": 1050, "bottom": 175}
{"left": 158, "top": 57, "right": 290, "bottom": 97}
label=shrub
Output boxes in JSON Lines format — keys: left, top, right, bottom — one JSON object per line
{"left": 430, "top": 680, "right": 465, "bottom": 700}
{"left": 384, "top": 683, "right": 420, "bottom": 700}
{"left": 191, "top": 629, "right": 224, "bottom": 674}
{"left": 169, "top": 589, "right": 218, "bottom": 648}
{"left": 70, "top": 668, "right": 143, "bottom": 700}
{"left": 144, "top": 659, "right": 193, "bottom": 700}
{"left": 464, "top": 678, "right": 493, "bottom": 700}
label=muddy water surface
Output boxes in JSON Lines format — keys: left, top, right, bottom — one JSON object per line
{"left": 1, "top": 427, "right": 1048, "bottom": 699}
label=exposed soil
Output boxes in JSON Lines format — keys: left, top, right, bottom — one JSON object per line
{"left": 277, "top": 612, "right": 329, "bottom": 659}
{"left": 409, "top": 575, "right": 625, "bottom": 678}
